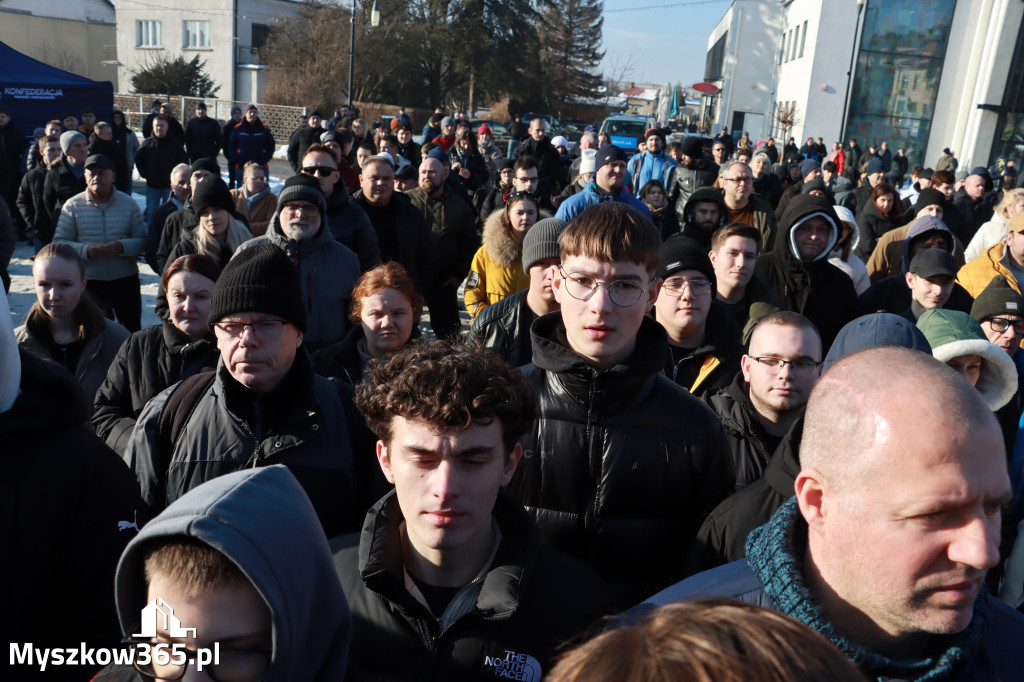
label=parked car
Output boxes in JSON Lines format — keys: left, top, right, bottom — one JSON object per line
{"left": 599, "top": 114, "right": 652, "bottom": 151}
{"left": 471, "top": 119, "right": 510, "bottom": 150}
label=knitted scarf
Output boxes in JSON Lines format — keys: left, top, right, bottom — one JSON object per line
{"left": 745, "top": 497, "right": 990, "bottom": 681}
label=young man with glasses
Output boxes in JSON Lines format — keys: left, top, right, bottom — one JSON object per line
{"left": 507, "top": 202, "right": 731, "bottom": 605}
{"left": 300, "top": 143, "right": 378, "bottom": 272}
{"left": 653, "top": 236, "right": 742, "bottom": 398}
{"left": 971, "top": 275, "right": 1024, "bottom": 457}
{"left": 125, "top": 241, "right": 359, "bottom": 537}
{"left": 719, "top": 160, "right": 777, "bottom": 250}
{"left": 99, "top": 466, "right": 351, "bottom": 682}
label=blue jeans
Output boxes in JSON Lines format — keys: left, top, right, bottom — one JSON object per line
{"left": 145, "top": 187, "right": 170, "bottom": 221}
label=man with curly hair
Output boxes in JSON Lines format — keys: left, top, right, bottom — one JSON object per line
{"left": 331, "top": 340, "right": 608, "bottom": 681}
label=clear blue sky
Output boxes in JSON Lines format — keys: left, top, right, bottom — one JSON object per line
{"left": 601, "top": 0, "right": 732, "bottom": 87}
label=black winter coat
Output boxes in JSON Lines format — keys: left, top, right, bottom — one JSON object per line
{"left": 88, "top": 135, "right": 132, "bottom": 194}
{"left": 684, "top": 414, "right": 801, "bottom": 575}
{"left": 467, "top": 289, "right": 536, "bottom": 368}
{"left": 512, "top": 136, "right": 563, "bottom": 192}
{"left": 509, "top": 313, "right": 733, "bottom": 601}
{"left": 352, "top": 189, "right": 434, "bottom": 293}
{"left": 662, "top": 301, "right": 743, "bottom": 399}
{"left": 135, "top": 136, "right": 189, "bottom": 189}
{"left": 91, "top": 322, "right": 219, "bottom": 455}
{"left": 16, "top": 164, "right": 51, "bottom": 242}
{"left": 42, "top": 157, "right": 86, "bottom": 227}
{"left": 287, "top": 124, "right": 325, "bottom": 171}
{"left": 156, "top": 201, "right": 198, "bottom": 273}
{"left": 3, "top": 349, "right": 147, "bottom": 672}
{"left": 325, "top": 184, "right": 379, "bottom": 272}
{"left": 448, "top": 145, "right": 490, "bottom": 195}
{"left": 754, "top": 194, "right": 858, "bottom": 352}
{"left": 184, "top": 115, "right": 223, "bottom": 161}
{"left": 648, "top": 202, "right": 681, "bottom": 241}
{"left": 668, "top": 160, "right": 719, "bottom": 224}
{"left": 331, "top": 491, "right": 611, "bottom": 681}
{"left": 854, "top": 198, "right": 900, "bottom": 261}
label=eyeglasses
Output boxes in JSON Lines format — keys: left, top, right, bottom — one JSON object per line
{"left": 507, "top": 189, "right": 536, "bottom": 202}
{"left": 301, "top": 166, "right": 337, "bottom": 176}
{"left": 515, "top": 176, "right": 538, "bottom": 184}
{"left": 124, "top": 638, "right": 271, "bottom": 682}
{"left": 749, "top": 356, "right": 821, "bottom": 374}
{"left": 662, "top": 278, "right": 712, "bottom": 297}
{"left": 987, "top": 317, "right": 1024, "bottom": 334}
{"left": 559, "top": 267, "right": 650, "bottom": 307}
{"left": 215, "top": 319, "right": 289, "bottom": 338}
{"left": 723, "top": 176, "right": 752, "bottom": 184}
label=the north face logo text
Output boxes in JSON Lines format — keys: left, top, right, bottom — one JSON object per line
{"left": 482, "top": 650, "right": 542, "bottom": 680}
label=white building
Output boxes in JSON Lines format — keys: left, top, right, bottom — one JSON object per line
{"left": 706, "top": 0, "right": 1024, "bottom": 169}
{"left": 114, "top": 0, "right": 299, "bottom": 101}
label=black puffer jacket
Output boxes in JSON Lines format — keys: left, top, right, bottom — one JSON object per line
{"left": 331, "top": 491, "right": 610, "bottom": 681}
{"left": 4, "top": 348, "right": 147, "bottom": 671}
{"left": 156, "top": 200, "right": 198, "bottom": 272}
{"left": 467, "top": 289, "right": 536, "bottom": 368}
{"left": 42, "top": 156, "right": 86, "bottom": 226}
{"left": 448, "top": 144, "right": 490, "bottom": 196}
{"left": 706, "top": 372, "right": 786, "bottom": 491}
{"left": 91, "top": 322, "right": 219, "bottom": 456}
{"left": 683, "top": 415, "right": 802, "bottom": 575}
{"left": 325, "top": 183, "right": 379, "bottom": 272}
{"left": 134, "top": 135, "right": 189, "bottom": 189}
{"left": 662, "top": 301, "right": 743, "bottom": 399}
{"left": 509, "top": 313, "right": 732, "bottom": 601}
{"left": 754, "top": 194, "right": 858, "bottom": 352}
{"left": 854, "top": 198, "right": 900, "bottom": 262}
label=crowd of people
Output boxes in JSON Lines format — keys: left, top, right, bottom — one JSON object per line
{"left": 3, "top": 97, "right": 1024, "bottom": 681}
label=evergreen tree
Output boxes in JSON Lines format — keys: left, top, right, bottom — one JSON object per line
{"left": 131, "top": 55, "right": 219, "bottom": 97}
{"left": 536, "top": 0, "right": 605, "bottom": 107}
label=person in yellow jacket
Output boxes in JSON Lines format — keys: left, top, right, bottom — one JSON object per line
{"left": 464, "top": 191, "right": 542, "bottom": 318}
{"left": 957, "top": 212, "right": 1024, "bottom": 298}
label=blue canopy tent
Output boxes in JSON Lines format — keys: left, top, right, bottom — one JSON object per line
{"left": 0, "top": 41, "right": 113, "bottom": 135}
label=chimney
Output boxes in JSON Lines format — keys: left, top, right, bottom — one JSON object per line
{"left": 629, "top": 81, "right": 634, "bottom": 89}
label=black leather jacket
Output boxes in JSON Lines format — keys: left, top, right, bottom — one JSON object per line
{"left": 467, "top": 290, "right": 536, "bottom": 367}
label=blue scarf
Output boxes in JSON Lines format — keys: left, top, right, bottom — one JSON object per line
{"left": 746, "top": 497, "right": 990, "bottom": 681}
{"left": 244, "top": 185, "right": 270, "bottom": 213}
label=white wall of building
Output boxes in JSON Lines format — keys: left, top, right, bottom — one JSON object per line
{"left": 928, "top": 0, "right": 1023, "bottom": 170}
{"left": 115, "top": 0, "right": 297, "bottom": 100}
{"left": 706, "top": 0, "right": 782, "bottom": 141}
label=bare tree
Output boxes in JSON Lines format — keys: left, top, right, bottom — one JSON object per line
{"left": 773, "top": 102, "right": 802, "bottom": 140}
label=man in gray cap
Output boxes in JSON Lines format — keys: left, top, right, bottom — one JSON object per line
{"left": 469, "top": 217, "right": 566, "bottom": 366}
{"left": 54, "top": 154, "right": 147, "bottom": 331}
{"left": 237, "top": 174, "right": 361, "bottom": 351}
{"left": 42, "top": 130, "right": 89, "bottom": 227}
{"left": 901, "top": 248, "right": 958, "bottom": 321}
{"left": 125, "top": 240, "right": 359, "bottom": 537}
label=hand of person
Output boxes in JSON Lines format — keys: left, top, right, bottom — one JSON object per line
{"left": 86, "top": 243, "right": 105, "bottom": 259}
{"left": 459, "top": 168, "right": 471, "bottom": 180}
{"left": 106, "top": 241, "right": 126, "bottom": 255}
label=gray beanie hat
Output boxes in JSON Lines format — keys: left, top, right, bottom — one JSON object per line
{"left": 522, "top": 217, "right": 566, "bottom": 273}
{"left": 277, "top": 174, "right": 327, "bottom": 216}
{"left": 440, "top": 116, "right": 455, "bottom": 130}
{"left": 60, "top": 130, "right": 86, "bottom": 155}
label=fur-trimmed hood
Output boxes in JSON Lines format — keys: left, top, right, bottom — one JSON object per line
{"left": 481, "top": 208, "right": 551, "bottom": 268}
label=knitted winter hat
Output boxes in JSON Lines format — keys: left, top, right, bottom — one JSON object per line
{"left": 579, "top": 148, "right": 597, "bottom": 176}
{"left": 799, "top": 159, "right": 820, "bottom": 178}
{"left": 522, "top": 217, "right": 566, "bottom": 274}
{"left": 916, "top": 309, "right": 1017, "bottom": 410}
{"left": 971, "top": 276, "right": 1024, "bottom": 324}
{"left": 681, "top": 136, "right": 704, "bottom": 159}
{"left": 866, "top": 157, "right": 885, "bottom": 175}
{"left": 440, "top": 116, "right": 455, "bottom": 130}
{"left": 60, "top": 130, "right": 85, "bottom": 155}
{"left": 595, "top": 145, "right": 629, "bottom": 173}
{"left": 277, "top": 174, "right": 326, "bottom": 216}
{"left": 209, "top": 242, "right": 307, "bottom": 332}
{"left": 192, "top": 176, "right": 235, "bottom": 216}
{"left": 191, "top": 157, "right": 221, "bottom": 176}
{"left": 477, "top": 123, "right": 492, "bottom": 136}
{"left": 657, "top": 235, "right": 717, "bottom": 294}
{"left": 916, "top": 188, "right": 945, "bottom": 211}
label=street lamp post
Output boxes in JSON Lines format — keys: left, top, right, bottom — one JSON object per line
{"left": 348, "top": 0, "right": 381, "bottom": 107}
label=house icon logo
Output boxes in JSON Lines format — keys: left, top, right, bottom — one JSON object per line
{"left": 133, "top": 598, "right": 197, "bottom": 638}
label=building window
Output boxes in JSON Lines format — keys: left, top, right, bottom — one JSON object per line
{"left": 799, "top": 21, "right": 807, "bottom": 58}
{"left": 136, "top": 20, "right": 161, "bottom": 47}
{"left": 184, "top": 20, "right": 211, "bottom": 48}
{"left": 780, "top": 32, "right": 787, "bottom": 64}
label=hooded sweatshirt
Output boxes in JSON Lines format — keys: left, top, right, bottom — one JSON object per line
{"left": 754, "top": 194, "right": 857, "bottom": 350}
{"left": 679, "top": 186, "right": 726, "bottom": 249}
{"left": 105, "top": 465, "right": 351, "bottom": 681}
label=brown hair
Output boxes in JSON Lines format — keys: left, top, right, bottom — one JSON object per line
{"left": 27, "top": 241, "right": 106, "bottom": 341}
{"left": 144, "top": 538, "right": 245, "bottom": 597}
{"left": 348, "top": 261, "right": 422, "bottom": 327}
{"left": 161, "top": 253, "right": 223, "bottom": 291}
{"left": 711, "top": 222, "right": 762, "bottom": 252}
{"left": 558, "top": 202, "right": 661, "bottom": 273}
{"left": 354, "top": 340, "right": 537, "bottom": 453}
{"left": 871, "top": 183, "right": 898, "bottom": 218}
{"left": 931, "top": 170, "right": 955, "bottom": 186}
{"left": 547, "top": 599, "right": 868, "bottom": 682}
{"left": 749, "top": 311, "right": 821, "bottom": 350}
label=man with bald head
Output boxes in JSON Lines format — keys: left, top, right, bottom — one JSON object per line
{"left": 633, "top": 347, "right": 1024, "bottom": 679}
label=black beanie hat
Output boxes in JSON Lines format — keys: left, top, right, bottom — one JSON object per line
{"left": 594, "top": 145, "right": 629, "bottom": 173}
{"left": 657, "top": 235, "right": 716, "bottom": 294}
{"left": 209, "top": 242, "right": 307, "bottom": 332}
{"left": 916, "top": 187, "right": 945, "bottom": 211}
{"left": 681, "top": 136, "right": 704, "bottom": 159}
{"left": 971, "top": 275, "right": 1024, "bottom": 324}
{"left": 191, "top": 157, "right": 221, "bottom": 176}
{"left": 277, "top": 174, "right": 327, "bottom": 216}
{"left": 192, "top": 176, "right": 235, "bottom": 216}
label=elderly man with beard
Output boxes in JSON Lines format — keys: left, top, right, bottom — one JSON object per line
{"left": 236, "top": 175, "right": 361, "bottom": 351}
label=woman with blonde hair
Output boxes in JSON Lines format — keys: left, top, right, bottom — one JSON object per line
{"left": 165, "top": 175, "right": 253, "bottom": 269}
{"left": 965, "top": 187, "right": 1024, "bottom": 262}
{"left": 15, "top": 241, "right": 129, "bottom": 416}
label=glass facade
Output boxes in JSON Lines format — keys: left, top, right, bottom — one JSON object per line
{"left": 988, "top": 12, "right": 1024, "bottom": 168}
{"left": 843, "top": 0, "right": 956, "bottom": 164}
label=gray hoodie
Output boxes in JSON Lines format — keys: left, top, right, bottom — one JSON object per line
{"left": 112, "top": 465, "right": 351, "bottom": 681}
